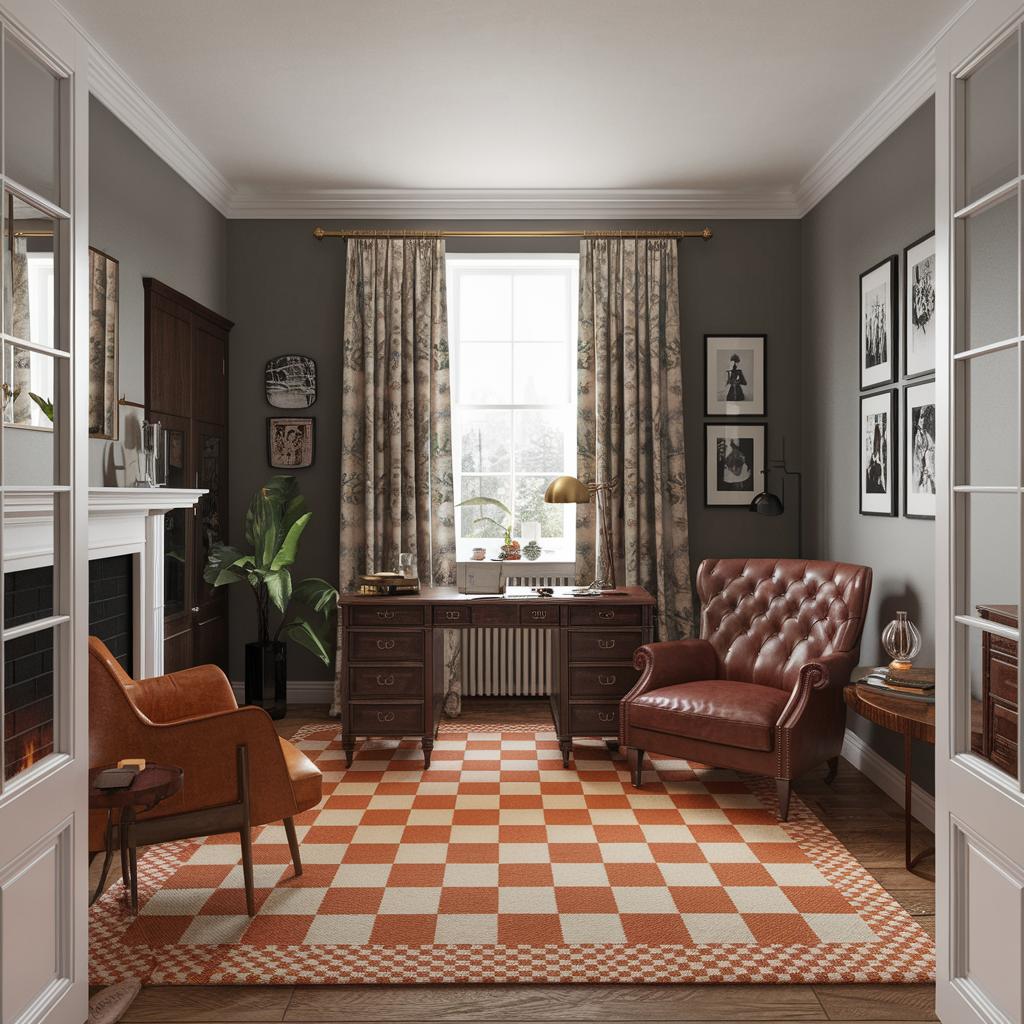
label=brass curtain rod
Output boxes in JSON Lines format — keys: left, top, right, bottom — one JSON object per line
{"left": 313, "top": 227, "right": 712, "bottom": 240}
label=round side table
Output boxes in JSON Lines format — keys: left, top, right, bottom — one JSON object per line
{"left": 89, "top": 763, "right": 183, "bottom": 912}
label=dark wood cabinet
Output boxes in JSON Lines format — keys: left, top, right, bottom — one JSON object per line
{"left": 977, "top": 604, "right": 1018, "bottom": 779}
{"left": 144, "top": 279, "right": 233, "bottom": 674}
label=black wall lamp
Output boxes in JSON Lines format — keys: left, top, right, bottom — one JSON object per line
{"left": 748, "top": 437, "right": 803, "bottom": 558}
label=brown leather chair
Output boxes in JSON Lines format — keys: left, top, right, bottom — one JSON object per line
{"left": 619, "top": 558, "right": 872, "bottom": 819}
{"left": 88, "top": 637, "right": 322, "bottom": 915}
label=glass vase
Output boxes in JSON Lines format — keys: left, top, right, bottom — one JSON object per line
{"left": 881, "top": 611, "right": 922, "bottom": 671}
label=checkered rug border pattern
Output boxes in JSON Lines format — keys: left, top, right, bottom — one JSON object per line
{"left": 88, "top": 725, "right": 935, "bottom": 985}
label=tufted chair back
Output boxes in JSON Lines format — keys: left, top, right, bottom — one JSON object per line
{"left": 697, "top": 558, "right": 872, "bottom": 692}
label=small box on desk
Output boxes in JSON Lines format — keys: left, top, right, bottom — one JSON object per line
{"left": 456, "top": 562, "right": 504, "bottom": 594}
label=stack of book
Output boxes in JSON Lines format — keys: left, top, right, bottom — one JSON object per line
{"left": 358, "top": 572, "right": 421, "bottom": 596}
{"left": 860, "top": 668, "right": 935, "bottom": 702}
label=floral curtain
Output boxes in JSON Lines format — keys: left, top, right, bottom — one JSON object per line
{"left": 7, "top": 236, "right": 32, "bottom": 424}
{"left": 576, "top": 237, "right": 695, "bottom": 641}
{"left": 332, "top": 237, "right": 462, "bottom": 717}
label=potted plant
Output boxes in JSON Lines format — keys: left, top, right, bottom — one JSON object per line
{"left": 203, "top": 475, "right": 339, "bottom": 719}
{"left": 455, "top": 496, "right": 520, "bottom": 559}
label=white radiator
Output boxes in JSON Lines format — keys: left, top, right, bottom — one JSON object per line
{"left": 460, "top": 563, "right": 575, "bottom": 697}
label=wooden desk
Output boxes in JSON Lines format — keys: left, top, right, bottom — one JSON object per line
{"left": 844, "top": 672, "right": 934, "bottom": 873}
{"left": 337, "top": 586, "right": 655, "bottom": 768}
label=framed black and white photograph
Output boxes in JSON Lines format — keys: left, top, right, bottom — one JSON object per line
{"left": 704, "top": 334, "right": 766, "bottom": 416}
{"left": 859, "top": 390, "right": 897, "bottom": 516}
{"left": 705, "top": 423, "right": 766, "bottom": 506}
{"left": 268, "top": 416, "right": 315, "bottom": 469}
{"left": 903, "top": 233, "right": 936, "bottom": 379}
{"left": 859, "top": 255, "right": 898, "bottom": 391}
{"left": 904, "top": 380, "right": 936, "bottom": 519}
{"left": 266, "top": 354, "right": 317, "bottom": 408}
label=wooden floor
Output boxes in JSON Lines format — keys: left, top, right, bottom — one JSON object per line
{"left": 95, "top": 698, "right": 937, "bottom": 1023}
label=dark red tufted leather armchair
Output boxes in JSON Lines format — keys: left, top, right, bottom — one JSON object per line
{"left": 619, "top": 558, "right": 872, "bottom": 819}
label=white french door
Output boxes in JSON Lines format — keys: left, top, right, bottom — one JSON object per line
{"left": 0, "top": 4, "right": 88, "bottom": 1024}
{"left": 936, "top": 3, "right": 1024, "bottom": 1024}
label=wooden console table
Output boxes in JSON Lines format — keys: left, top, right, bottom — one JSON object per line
{"left": 337, "top": 585, "right": 655, "bottom": 768}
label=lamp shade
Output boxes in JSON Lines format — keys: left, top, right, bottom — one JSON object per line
{"left": 749, "top": 490, "right": 784, "bottom": 516}
{"left": 544, "top": 475, "right": 591, "bottom": 503}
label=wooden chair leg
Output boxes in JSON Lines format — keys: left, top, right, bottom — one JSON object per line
{"left": 237, "top": 745, "right": 255, "bottom": 917}
{"left": 824, "top": 756, "right": 839, "bottom": 785}
{"left": 776, "top": 778, "right": 791, "bottom": 821}
{"left": 284, "top": 816, "right": 302, "bottom": 878}
{"left": 629, "top": 748, "right": 645, "bottom": 789}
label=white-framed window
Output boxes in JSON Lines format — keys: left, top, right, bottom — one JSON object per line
{"left": 446, "top": 254, "right": 579, "bottom": 561}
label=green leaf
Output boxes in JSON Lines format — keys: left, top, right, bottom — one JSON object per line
{"left": 281, "top": 617, "right": 332, "bottom": 664}
{"left": 28, "top": 393, "right": 53, "bottom": 421}
{"left": 270, "top": 512, "right": 312, "bottom": 570}
{"left": 264, "top": 567, "right": 293, "bottom": 614}
{"left": 203, "top": 544, "right": 251, "bottom": 586}
{"left": 455, "top": 496, "right": 512, "bottom": 518}
{"left": 292, "top": 577, "right": 339, "bottom": 615}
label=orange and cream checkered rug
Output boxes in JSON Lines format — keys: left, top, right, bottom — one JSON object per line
{"left": 88, "top": 726, "right": 935, "bottom": 985}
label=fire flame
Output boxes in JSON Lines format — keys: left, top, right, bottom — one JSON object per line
{"left": 4, "top": 734, "right": 40, "bottom": 780}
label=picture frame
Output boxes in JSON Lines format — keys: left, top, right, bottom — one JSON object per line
{"left": 704, "top": 334, "right": 766, "bottom": 416}
{"left": 268, "top": 416, "right": 315, "bottom": 469}
{"left": 903, "top": 232, "right": 936, "bottom": 379}
{"left": 266, "top": 354, "right": 317, "bottom": 408}
{"left": 704, "top": 423, "right": 766, "bottom": 506}
{"left": 859, "top": 255, "right": 898, "bottom": 391}
{"left": 859, "top": 390, "right": 897, "bottom": 517}
{"left": 88, "top": 247, "right": 119, "bottom": 439}
{"left": 903, "top": 380, "right": 936, "bottom": 520}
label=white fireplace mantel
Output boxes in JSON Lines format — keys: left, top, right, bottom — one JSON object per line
{"left": 4, "top": 487, "right": 205, "bottom": 678}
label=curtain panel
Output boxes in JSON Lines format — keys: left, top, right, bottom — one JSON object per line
{"left": 333, "top": 237, "right": 462, "bottom": 717}
{"left": 576, "top": 237, "right": 695, "bottom": 641}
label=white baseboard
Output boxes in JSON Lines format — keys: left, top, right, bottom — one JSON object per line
{"left": 230, "top": 681, "right": 334, "bottom": 705}
{"left": 841, "top": 728, "right": 935, "bottom": 833}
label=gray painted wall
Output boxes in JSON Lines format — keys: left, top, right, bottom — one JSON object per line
{"left": 225, "top": 218, "right": 803, "bottom": 682}
{"left": 803, "top": 99, "right": 936, "bottom": 792}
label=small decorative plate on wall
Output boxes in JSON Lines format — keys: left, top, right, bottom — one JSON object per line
{"left": 265, "top": 354, "right": 316, "bottom": 408}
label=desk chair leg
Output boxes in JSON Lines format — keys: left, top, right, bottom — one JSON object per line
{"left": 629, "top": 748, "right": 645, "bottom": 789}
{"left": 284, "top": 817, "right": 303, "bottom": 878}
{"left": 237, "top": 745, "right": 256, "bottom": 917}
{"left": 776, "top": 778, "right": 791, "bottom": 821}
{"left": 118, "top": 809, "right": 131, "bottom": 893}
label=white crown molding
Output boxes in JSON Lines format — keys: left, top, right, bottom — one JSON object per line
{"left": 225, "top": 187, "right": 801, "bottom": 220}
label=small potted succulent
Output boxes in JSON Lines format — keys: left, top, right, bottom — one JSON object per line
{"left": 455, "top": 496, "right": 520, "bottom": 559}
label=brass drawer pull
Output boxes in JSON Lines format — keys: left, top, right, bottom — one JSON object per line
{"left": 377, "top": 711, "right": 395, "bottom": 723}
{"left": 597, "top": 639, "right": 615, "bottom": 649}
{"left": 446, "top": 610, "right": 461, "bottom": 620}
{"left": 376, "top": 674, "right": 395, "bottom": 686}
{"left": 599, "top": 611, "right": 615, "bottom": 619}
{"left": 598, "top": 675, "right": 616, "bottom": 686}
{"left": 377, "top": 639, "right": 395, "bottom": 650}
{"left": 532, "top": 610, "right": 548, "bottom": 619}
{"left": 376, "top": 610, "right": 395, "bottom": 619}
{"left": 598, "top": 712, "right": 615, "bottom": 723}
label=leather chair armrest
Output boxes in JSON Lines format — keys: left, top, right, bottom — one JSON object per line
{"left": 626, "top": 639, "right": 718, "bottom": 701}
{"left": 125, "top": 664, "right": 239, "bottom": 723}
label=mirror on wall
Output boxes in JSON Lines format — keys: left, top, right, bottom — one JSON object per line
{"left": 3, "top": 192, "right": 55, "bottom": 431}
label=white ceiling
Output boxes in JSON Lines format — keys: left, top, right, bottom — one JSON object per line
{"left": 55, "top": 0, "right": 970, "bottom": 218}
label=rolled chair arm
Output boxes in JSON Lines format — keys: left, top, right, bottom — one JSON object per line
{"left": 125, "top": 664, "right": 239, "bottom": 723}
{"left": 626, "top": 639, "right": 718, "bottom": 701}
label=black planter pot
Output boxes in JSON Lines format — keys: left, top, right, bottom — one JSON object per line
{"left": 244, "top": 640, "right": 287, "bottom": 720}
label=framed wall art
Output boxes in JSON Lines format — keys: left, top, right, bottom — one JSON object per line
{"left": 704, "top": 334, "right": 766, "bottom": 416}
{"left": 704, "top": 423, "right": 766, "bottom": 506}
{"left": 903, "top": 232, "right": 936, "bottom": 379}
{"left": 268, "top": 416, "right": 315, "bottom": 469}
{"left": 904, "top": 380, "right": 936, "bottom": 519}
{"left": 88, "top": 247, "right": 119, "bottom": 439}
{"left": 859, "top": 255, "right": 898, "bottom": 391}
{"left": 266, "top": 354, "right": 317, "bottom": 408}
{"left": 859, "top": 389, "right": 897, "bottom": 516}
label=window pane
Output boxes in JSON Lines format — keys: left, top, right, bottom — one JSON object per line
{"left": 4, "top": 625, "right": 54, "bottom": 781}
{"left": 513, "top": 274, "right": 566, "bottom": 341}
{"left": 4, "top": 37, "right": 59, "bottom": 204}
{"left": 515, "top": 474, "right": 565, "bottom": 538}
{"left": 966, "top": 193, "right": 1018, "bottom": 349}
{"left": 965, "top": 37, "right": 1019, "bottom": 204}
{"left": 459, "top": 475, "right": 511, "bottom": 540}
{"left": 515, "top": 409, "right": 566, "bottom": 472}
{"left": 460, "top": 409, "right": 511, "bottom": 472}
{"left": 2, "top": 421, "right": 55, "bottom": 483}
{"left": 964, "top": 347, "right": 1019, "bottom": 486}
{"left": 459, "top": 342, "right": 511, "bottom": 403}
{"left": 967, "top": 491, "right": 1019, "bottom": 619}
{"left": 459, "top": 275, "right": 511, "bottom": 341}
{"left": 513, "top": 342, "right": 568, "bottom": 403}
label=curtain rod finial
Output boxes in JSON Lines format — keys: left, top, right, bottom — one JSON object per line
{"left": 702, "top": 228, "right": 713, "bottom": 240}
{"left": 313, "top": 227, "right": 325, "bottom": 240}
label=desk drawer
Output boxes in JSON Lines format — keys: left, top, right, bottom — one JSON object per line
{"left": 990, "top": 703, "right": 1019, "bottom": 778}
{"left": 434, "top": 605, "right": 471, "bottom": 626}
{"left": 348, "top": 631, "right": 424, "bottom": 661}
{"left": 569, "top": 665, "right": 640, "bottom": 697}
{"left": 349, "top": 666, "right": 424, "bottom": 697}
{"left": 350, "top": 701, "right": 424, "bottom": 735}
{"left": 990, "top": 632, "right": 1019, "bottom": 660}
{"left": 568, "top": 605, "right": 643, "bottom": 626}
{"left": 569, "top": 703, "right": 620, "bottom": 735}
{"left": 470, "top": 604, "right": 520, "bottom": 626}
{"left": 568, "top": 630, "right": 644, "bottom": 662}
{"left": 990, "top": 655, "right": 1019, "bottom": 707}
{"left": 520, "top": 604, "right": 558, "bottom": 625}
{"left": 349, "top": 605, "right": 425, "bottom": 626}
